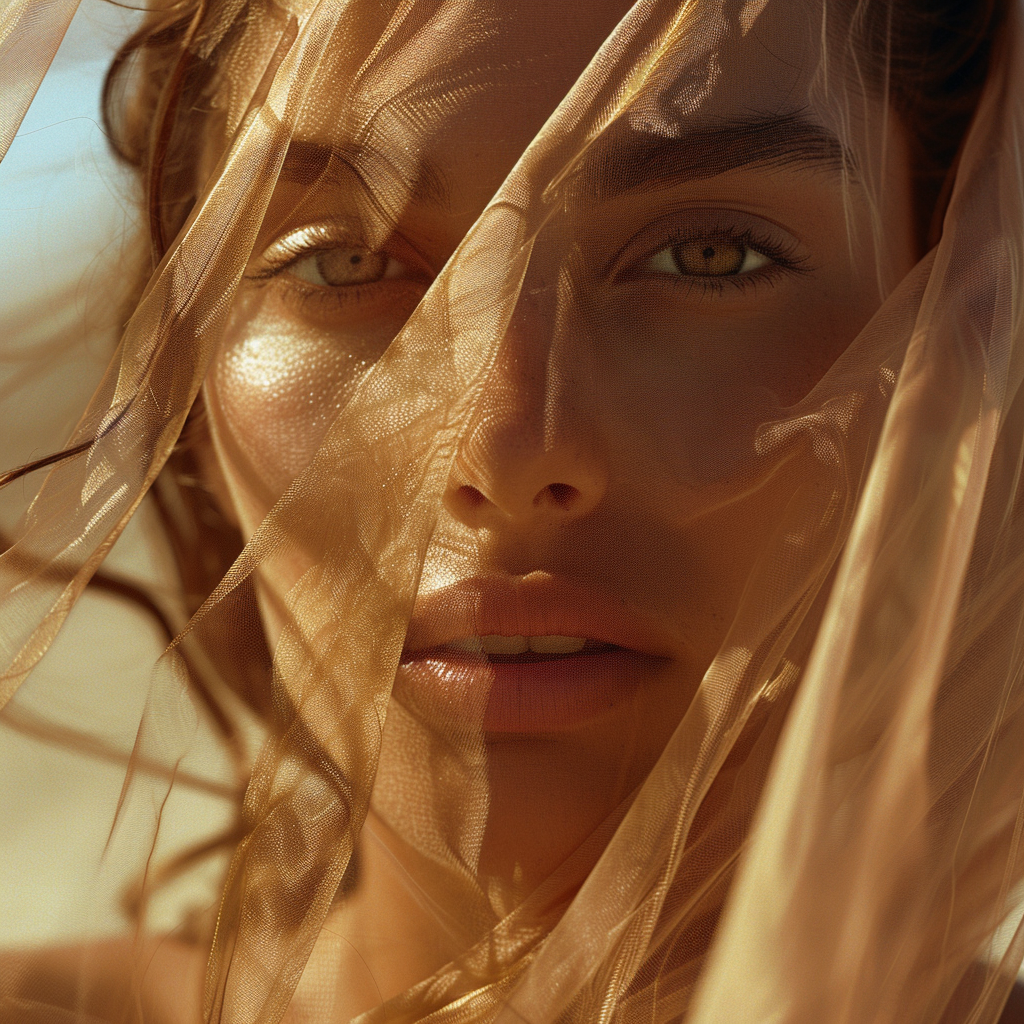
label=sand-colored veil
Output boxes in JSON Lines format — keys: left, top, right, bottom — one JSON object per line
{"left": 2, "top": 1, "right": 1024, "bottom": 1022}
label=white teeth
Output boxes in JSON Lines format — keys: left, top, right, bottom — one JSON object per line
{"left": 481, "top": 635, "right": 528, "bottom": 655}
{"left": 443, "top": 635, "right": 588, "bottom": 655}
{"left": 529, "top": 635, "right": 587, "bottom": 654}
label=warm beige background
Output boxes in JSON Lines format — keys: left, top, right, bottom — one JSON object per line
{"left": 0, "top": 0, "right": 233, "bottom": 947}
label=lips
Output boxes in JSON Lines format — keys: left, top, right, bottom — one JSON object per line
{"left": 395, "top": 574, "right": 674, "bottom": 733}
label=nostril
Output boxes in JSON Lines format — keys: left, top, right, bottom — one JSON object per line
{"left": 541, "top": 482, "right": 580, "bottom": 510}
{"left": 457, "top": 484, "right": 487, "bottom": 509}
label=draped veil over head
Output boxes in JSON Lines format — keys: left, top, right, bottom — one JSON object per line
{"left": 2, "top": 0, "right": 1024, "bottom": 1022}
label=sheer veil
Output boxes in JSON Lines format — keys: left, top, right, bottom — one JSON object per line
{"left": 2, "top": 1, "right": 1024, "bottom": 1022}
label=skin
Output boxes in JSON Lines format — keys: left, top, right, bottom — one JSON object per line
{"left": 6, "top": 0, "right": 922, "bottom": 1020}
{"left": 193, "top": 0, "right": 923, "bottom": 1015}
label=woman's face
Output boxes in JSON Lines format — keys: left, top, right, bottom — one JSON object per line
{"left": 204, "top": 0, "right": 918, "bottom": 892}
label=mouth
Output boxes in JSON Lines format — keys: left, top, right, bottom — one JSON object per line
{"left": 395, "top": 576, "right": 674, "bottom": 733}
{"left": 432, "top": 635, "right": 618, "bottom": 663}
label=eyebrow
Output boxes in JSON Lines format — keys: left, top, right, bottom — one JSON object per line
{"left": 576, "top": 111, "right": 851, "bottom": 201}
{"left": 275, "top": 112, "right": 847, "bottom": 213}
{"left": 277, "top": 138, "right": 451, "bottom": 211}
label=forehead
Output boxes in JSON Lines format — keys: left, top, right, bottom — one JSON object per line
{"left": 251, "top": 0, "right": 881, "bottom": 251}
{"left": 289, "top": 0, "right": 834, "bottom": 160}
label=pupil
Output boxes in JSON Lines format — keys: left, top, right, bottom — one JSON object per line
{"left": 672, "top": 237, "right": 745, "bottom": 277}
{"left": 313, "top": 247, "right": 388, "bottom": 286}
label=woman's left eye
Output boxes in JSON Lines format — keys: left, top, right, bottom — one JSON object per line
{"left": 287, "top": 246, "right": 408, "bottom": 287}
{"left": 643, "top": 235, "right": 771, "bottom": 278}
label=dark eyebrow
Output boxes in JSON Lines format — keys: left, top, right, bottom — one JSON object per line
{"left": 578, "top": 111, "right": 851, "bottom": 201}
{"left": 275, "top": 114, "right": 844, "bottom": 213}
{"left": 277, "top": 138, "right": 450, "bottom": 211}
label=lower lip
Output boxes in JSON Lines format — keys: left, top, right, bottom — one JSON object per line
{"left": 393, "top": 649, "right": 663, "bottom": 733}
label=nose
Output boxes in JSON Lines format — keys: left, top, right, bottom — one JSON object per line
{"left": 444, "top": 284, "right": 608, "bottom": 531}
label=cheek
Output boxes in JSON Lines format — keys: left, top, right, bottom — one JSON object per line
{"left": 214, "top": 332, "right": 347, "bottom": 484}
{"left": 592, "top": 282, "right": 881, "bottom": 485}
{"left": 206, "top": 311, "right": 384, "bottom": 521}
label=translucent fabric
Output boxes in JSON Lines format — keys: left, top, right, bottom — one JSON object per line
{"left": 2, "top": 0, "right": 1024, "bottom": 1022}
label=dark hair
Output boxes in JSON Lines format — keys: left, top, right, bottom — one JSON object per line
{"left": 860, "top": 0, "right": 1009, "bottom": 245}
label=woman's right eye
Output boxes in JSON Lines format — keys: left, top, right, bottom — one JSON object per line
{"left": 246, "top": 228, "right": 432, "bottom": 327}
{"left": 286, "top": 246, "right": 409, "bottom": 287}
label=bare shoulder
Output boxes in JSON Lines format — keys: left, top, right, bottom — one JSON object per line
{"left": 1, "top": 935, "right": 205, "bottom": 1024}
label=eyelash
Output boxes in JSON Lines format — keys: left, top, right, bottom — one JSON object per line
{"left": 247, "top": 228, "right": 355, "bottom": 282}
{"left": 244, "top": 225, "right": 432, "bottom": 320}
{"left": 248, "top": 216, "right": 809, "bottom": 316}
{"left": 632, "top": 222, "right": 809, "bottom": 298}
{"left": 246, "top": 259, "right": 363, "bottom": 320}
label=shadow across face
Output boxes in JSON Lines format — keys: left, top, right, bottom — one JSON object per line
{"left": 199, "top": 0, "right": 919, "bottom": 988}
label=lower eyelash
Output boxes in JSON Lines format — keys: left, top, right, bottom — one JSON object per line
{"left": 668, "top": 266, "right": 788, "bottom": 299}
{"left": 654, "top": 224, "right": 810, "bottom": 296}
{"left": 247, "top": 247, "right": 332, "bottom": 284}
{"left": 242, "top": 271, "right": 428, "bottom": 326}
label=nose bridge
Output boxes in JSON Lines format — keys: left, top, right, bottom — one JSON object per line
{"left": 493, "top": 285, "right": 560, "bottom": 450}
{"left": 446, "top": 268, "right": 607, "bottom": 527}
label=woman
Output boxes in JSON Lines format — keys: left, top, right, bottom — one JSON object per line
{"left": 1, "top": 0, "right": 1023, "bottom": 1021}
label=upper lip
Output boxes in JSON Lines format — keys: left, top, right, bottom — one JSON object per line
{"left": 402, "top": 573, "right": 677, "bottom": 659}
